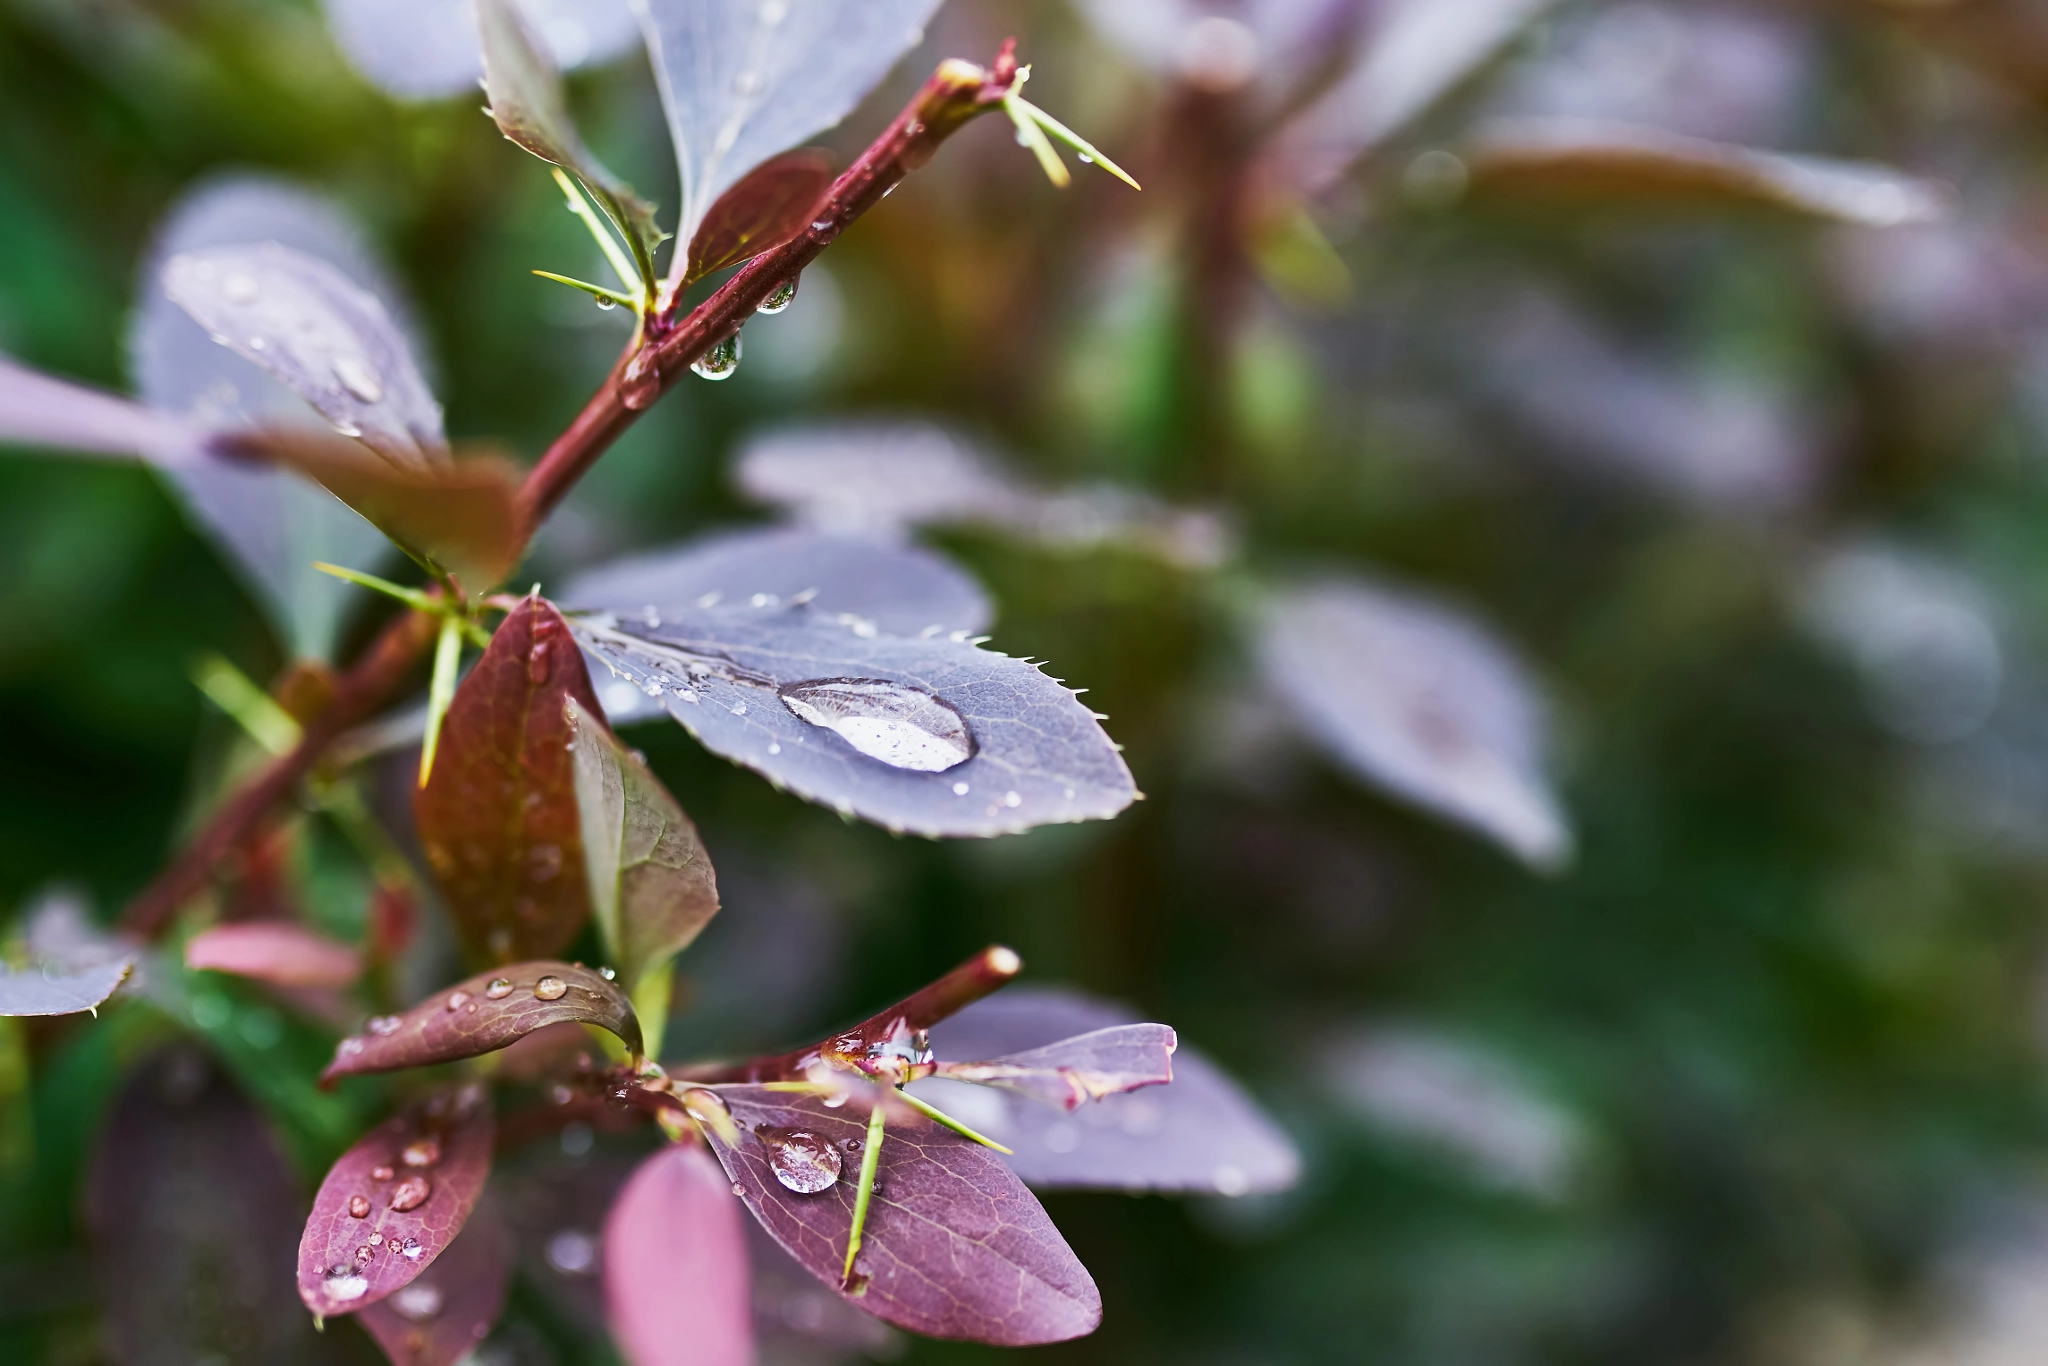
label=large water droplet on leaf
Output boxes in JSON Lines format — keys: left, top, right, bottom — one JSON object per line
{"left": 691, "top": 333, "right": 742, "bottom": 382}
{"left": 756, "top": 276, "right": 799, "bottom": 315}
{"left": 389, "top": 1174, "right": 431, "bottom": 1211}
{"left": 323, "top": 1266, "right": 370, "bottom": 1301}
{"left": 485, "top": 977, "right": 513, "bottom": 999}
{"left": 534, "top": 975, "right": 567, "bottom": 1001}
{"left": 762, "top": 1127, "right": 842, "bottom": 1193}
{"left": 778, "top": 678, "right": 974, "bottom": 771}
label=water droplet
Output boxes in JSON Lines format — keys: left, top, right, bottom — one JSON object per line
{"left": 779, "top": 679, "right": 975, "bottom": 772}
{"left": 534, "top": 975, "right": 568, "bottom": 1001}
{"left": 952, "top": 782, "right": 970, "bottom": 796}
{"left": 368, "top": 1015, "right": 401, "bottom": 1036}
{"left": 392, "top": 1282, "right": 443, "bottom": 1321}
{"left": 691, "top": 333, "right": 742, "bottom": 382}
{"left": 1079, "top": 152, "right": 1095, "bottom": 164}
{"left": 595, "top": 295, "right": 617, "bottom": 311}
{"left": 731, "top": 1182, "right": 748, "bottom": 1197}
{"left": 389, "top": 1174, "right": 432, "bottom": 1211}
{"left": 223, "top": 272, "right": 258, "bottom": 303}
{"left": 402, "top": 1138, "right": 440, "bottom": 1168}
{"left": 370, "top": 1165, "right": 394, "bottom": 1182}
{"left": 322, "top": 1266, "right": 369, "bottom": 1302}
{"left": 757, "top": 276, "right": 799, "bottom": 315}
{"left": 401, "top": 1237, "right": 423, "bottom": 1260}
{"left": 843, "top": 1138, "right": 862, "bottom": 1153}
{"left": 761, "top": 1128, "right": 842, "bottom": 1193}
{"left": 767, "top": 742, "right": 781, "bottom": 755}
{"left": 1004, "top": 791, "right": 1022, "bottom": 808}
{"left": 338, "top": 1037, "right": 366, "bottom": 1057}
{"left": 355, "top": 1243, "right": 376, "bottom": 1266}
{"left": 485, "top": 977, "right": 513, "bottom": 1000}
{"left": 347, "top": 1194, "right": 371, "bottom": 1218}
{"left": 546, "top": 1229, "right": 596, "bottom": 1275}
{"left": 598, "top": 965, "right": 616, "bottom": 981}
{"left": 445, "top": 991, "right": 471, "bottom": 1012}
{"left": 368, "top": 1232, "right": 383, "bottom": 1246}
{"left": 247, "top": 337, "right": 267, "bottom": 351}
{"left": 334, "top": 421, "right": 362, "bottom": 438}
{"left": 333, "top": 354, "right": 384, "bottom": 404}
{"left": 821, "top": 1091, "right": 849, "bottom": 1109}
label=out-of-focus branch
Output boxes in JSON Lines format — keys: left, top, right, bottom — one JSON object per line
{"left": 118, "top": 44, "right": 1021, "bottom": 938}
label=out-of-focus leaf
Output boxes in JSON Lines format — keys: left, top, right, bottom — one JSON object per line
{"left": 685, "top": 149, "right": 831, "bottom": 284}
{"left": 185, "top": 921, "right": 364, "bottom": 989}
{"left": 566, "top": 698, "right": 717, "bottom": 1052}
{"left": 735, "top": 421, "right": 1230, "bottom": 568}
{"left": 572, "top": 603, "right": 1138, "bottom": 837}
{"left": 130, "top": 174, "right": 403, "bottom": 660}
{"left": 298, "top": 1085, "right": 494, "bottom": 1317}
{"left": 0, "top": 355, "right": 204, "bottom": 464}
{"left": 1463, "top": 117, "right": 1948, "bottom": 225}
{"left": 1256, "top": 577, "right": 1571, "bottom": 868}
{"left": 937, "top": 1023, "right": 1177, "bottom": 1111}
{"left": 917, "top": 988, "right": 1299, "bottom": 1193}
{"left": 321, "top": 962, "right": 640, "bottom": 1083}
{"left": 700, "top": 1085, "right": 1101, "bottom": 1344}
{"left": 477, "top": 0, "right": 663, "bottom": 280}
{"left": 415, "top": 599, "right": 602, "bottom": 961}
{"left": 602, "top": 1143, "right": 754, "bottom": 1366}
{"left": 636, "top": 0, "right": 943, "bottom": 259}
{"left": 1074, "top": 0, "right": 1357, "bottom": 99}
{"left": 561, "top": 525, "right": 993, "bottom": 726}
{"left": 87, "top": 1047, "right": 340, "bottom": 1365}
{"left": 162, "top": 243, "right": 447, "bottom": 469}
{"left": 323, "top": 0, "right": 642, "bottom": 101}
{"left": 356, "top": 1196, "right": 515, "bottom": 1366}
{"left": 0, "top": 959, "right": 131, "bottom": 1018}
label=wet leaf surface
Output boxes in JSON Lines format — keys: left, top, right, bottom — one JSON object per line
{"left": 0, "top": 957, "right": 132, "bottom": 1018}
{"left": 572, "top": 603, "right": 1136, "bottom": 837}
{"left": 917, "top": 987, "right": 1301, "bottom": 1194}
{"left": 162, "top": 242, "right": 447, "bottom": 468}
{"left": 566, "top": 699, "right": 718, "bottom": 1011}
{"left": 185, "top": 920, "right": 364, "bottom": 989}
{"left": 298, "top": 1084, "right": 494, "bottom": 1317}
{"left": 415, "top": 599, "right": 603, "bottom": 961}
{"left": 478, "top": 0, "right": 663, "bottom": 270}
{"left": 130, "top": 174, "right": 407, "bottom": 659}
{"left": 602, "top": 1143, "right": 754, "bottom": 1366}
{"left": 1257, "top": 577, "right": 1571, "bottom": 867}
{"left": 88, "top": 1046, "right": 342, "bottom": 1365}
{"left": 322, "top": 0, "right": 642, "bottom": 100}
{"left": 700, "top": 1085, "right": 1101, "bottom": 1345}
{"left": 321, "top": 961, "right": 639, "bottom": 1082}
{"left": 938, "top": 1023, "right": 1177, "bottom": 1111}
{"left": 1465, "top": 117, "right": 1948, "bottom": 224}
{"left": 356, "top": 1194, "right": 514, "bottom": 1366}
{"left": 685, "top": 149, "right": 831, "bottom": 282}
{"left": 637, "top": 0, "right": 943, "bottom": 250}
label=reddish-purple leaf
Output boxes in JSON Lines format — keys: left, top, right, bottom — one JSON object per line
{"left": 186, "top": 920, "right": 365, "bottom": 989}
{"left": 298, "top": 1085, "right": 495, "bottom": 1318}
{"left": 936, "top": 1024, "right": 1176, "bottom": 1111}
{"left": 685, "top": 149, "right": 831, "bottom": 283}
{"left": 699, "top": 1086, "right": 1100, "bottom": 1345}
{"left": 321, "top": 962, "right": 640, "bottom": 1084}
{"left": 742, "top": 1217, "right": 899, "bottom": 1358}
{"left": 917, "top": 988, "right": 1302, "bottom": 1195}
{"left": 88, "top": 1047, "right": 342, "bottom": 1364}
{"left": 602, "top": 1144, "right": 754, "bottom": 1366}
{"left": 356, "top": 1195, "right": 515, "bottom": 1366}
{"left": 415, "top": 598, "right": 603, "bottom": 962}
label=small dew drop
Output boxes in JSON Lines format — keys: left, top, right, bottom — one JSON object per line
{"left": 332, "top": 354, "right": 385, "bottom": 404}
{"left": 368, "top": 1232, "right": 383, "bottom": 1246}
{"left": 534, "top": 975, "right": 568, "bottom": 1001}
{"left": 445, "top": 991, "right": 472, "bottom": 1013}
{"left": 322, "top": 1266, "right": 369, "bottom": 1302}
{"left": 731, "top": 1182, "right": 748, "bottom": 1197}
{"left": 1004, "top": 791, "right": 1023, "bottom": 808}
{"left": 821, "top": 1091, "right": 849, "bottom": 1110}
{"left": 546, "top": 1229, "right": 596, "bottom": 1275}
{"left": 223, "top": 272, "right": 259, "bottom": 303}
{"left": 485, "top": 977, "right": 513, "bottom": 1000}
{"left": 401, "top": 1237, "right": 423, "bottom": 1260}
{"left": 367, "top": 1015, "right": 401, "bottom": 1036}
{"left": 767, "top": 742, "right": 781, "bottom": 755}
{"left": 347, "top": 1195, "right": 371, "bottom": 1219}
{"left": 389, "top": 1175, "right": 432, "bottom": 1211}
{"left": 334, "top": 420, "right": 363, "bottom": 439}
{"left": 756, "top": 276, "right": 799, "bottom": 315}
{"left": 691, "top": 332, "right": 742, "bottom": 382}
{"left": 595, "top": 295, "right": 617, "bottom": 311}
{"left": 952, "top": 782, "right": 970, "bottom": 796}
{"left": 1079, "top": 152, "right": 1095, "bottom": 164}
{"left": 402, "top": 1138, "right": 440, "bottom": 1168}
{"left": 370, "top": 1165, "right": 395, "bottom": 1182}
{"left": 247, "top": 337, "right": 266, "bottom": 351}
{"left": 354, "top": 1243, "right": 375, "bottom": 1266}
{"left": 762, "top": 1128, "right": 843, "bottom": 1194}
{"left": 780, "top": 679, "right": 975, "bottom": 772}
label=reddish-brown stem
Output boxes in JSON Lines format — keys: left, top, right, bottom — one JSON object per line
{"left": 116, "top": 45, "right": 1019, "bottom": 939}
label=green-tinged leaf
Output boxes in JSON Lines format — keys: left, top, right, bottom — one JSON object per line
{"left": 1003, "top": 94, "right": 1070, "bottom": 188}
{"left": 1013, "top": 97, "right": 1140, "bottom": 191}
{"left": 685, "top": 149, "right": 831, "bottom": 284}
{"left": 531, "top": 269, "right": 639, "bottom": 311}
{"left": 477, "top": 0, "right": 663, "bottom": 297}
{"left": 419, "top": 614, "right": 464, "bottom": 786}
{"left": 321, "top": 962, "right": 641, "bottom": 1082}
{"left": 565, "top": 697, "right": 719, "bottom": 1059}
{"left": 415, "top": 598, "right": 604, "bottom": 963}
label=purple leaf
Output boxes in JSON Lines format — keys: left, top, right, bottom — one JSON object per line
{"left": 162, "top": 242, "right": 447, "bottom": 469}
{"left": 742, "top": 1217, "right": 900, "bottom": 1358}
{"left": 571, "top": 603, "right": 1137, "bottom": 837}
{"left": 700, "top": 1086, "right": 1101, "bottom": 1345}
{"left": 185, "top": 920, "right": 364, "bottom": 989}
{"left": 129, "top": 174, "right": 407, "bottom": 659}
{"left": 685, "top": 149, "right": 832, "bottom": 284}
{"left": 602, "top": 1144, "right": 754, "bottom": 1366}
{"left": 88, "top": 1047, "right": 341, "bottom": 1364}
{"left": 0, "top": 956, "right": 132, "bottom": 1018}
{"left": 415, "top": 599, "right": 604, "bottom": 962}
{"left": 0, "top": 354, "right": 205, "bottom": 464}
{"left": 917, "top": 987, "right": 1301, "bottom": 1195}
{"left": 323, "top": 0, "right": 642, "bottom": 101}
{"left": 636, "top": 0, "right": 943, "bottom": 260}
{"left": 937, "top": 1023, "right": 1177, "bottom": 1111}
{"left": 321, "top": 962, "right": 640, "bottom": 1084}
{"left": 1256, "top": 576, "right": 1571, "bottom": 868}
{"left": 566, "top": 699, "right": 718, "bottom": 1039}
{"left": 356, "top": 1196, "right": 515, "bottom": 1366}
{"left": 298, "top": 1084, "right": 494, "bottom": 1318}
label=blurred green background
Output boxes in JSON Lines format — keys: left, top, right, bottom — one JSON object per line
{"left": 14, "top": 0, "right": 2048, "bottom": 1361}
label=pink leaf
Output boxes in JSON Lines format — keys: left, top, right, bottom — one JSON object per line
{"left": 186, "top": 920, "right": 365, "bottom": 989}
{"left": 298, "top": 1085, "right": 494, "bottom": 1318}
{"left": 356, "top": 1196, "right": 514, "bottom": 1366}
{"left": 602, "top": 1144, "right": 754, "bottom": 1366}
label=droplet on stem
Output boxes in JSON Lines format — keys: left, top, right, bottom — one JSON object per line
{"left": 756, "top": 276, "right": 799, "bottom": 315}
{"left": 691, "top": 332, "right": 742, "bottom": 382}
